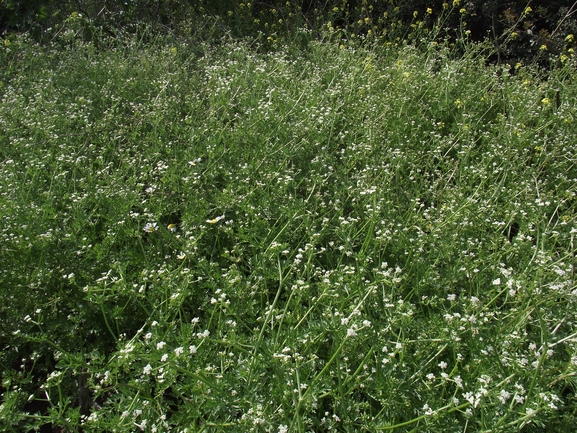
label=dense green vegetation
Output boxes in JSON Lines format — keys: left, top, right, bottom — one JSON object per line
{"left": 1, "top": 3, "right": 576, "bottom": 432}
{"left": 2, "top": 0, "right": 577, "bottom": 65}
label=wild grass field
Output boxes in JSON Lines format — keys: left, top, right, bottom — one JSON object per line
{"left": 0, "top": 26, "right": 576, "bottom": 432}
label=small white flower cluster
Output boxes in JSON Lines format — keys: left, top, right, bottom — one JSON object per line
{"left": 210, "top": 288, "right": 230, "bottom": 305}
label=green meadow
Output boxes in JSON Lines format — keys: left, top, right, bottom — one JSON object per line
{"left": 1, "top": 24, "right": 576, "bottom": 432}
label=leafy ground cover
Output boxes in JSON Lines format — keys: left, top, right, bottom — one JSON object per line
{"left": 0, "top": 28, "right": 576, "bottom": 432}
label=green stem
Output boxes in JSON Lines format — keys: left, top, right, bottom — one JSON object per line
{"left": 99, "top": 301, "right": 118, "bottom": 342}
{"left": 374, "top": 402, "right": 471, "bottom": 430}
{"left": 247, "top": 255, "right": 287, "bottom": 386}
{"left": 291, "top": 333, "right": 350, "bottom": 428}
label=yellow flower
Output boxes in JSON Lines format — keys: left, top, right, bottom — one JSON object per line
{"left": 524, "top": 6, "right": 532, "bottom": 15}
{"left": 364, "top": 57, "right": 373, "bottom": 70}
{"left": 539, "top": 44, "right": 548, "bottom": 51}
{"left": 413, "top": 10, "right": 418, "bottom": 18}
{"left": 426, "top": 8, "right": 433, "bottom": 14}
{"left": 169, "top": 47, "right": 177, "bottom": 56}
{"left": 206, "top": 215, "right": 225, "bottom": 224}
{"left": 566, "top": 34, "right": 574, "bottom": 43}
{"left": 443, "top": 2, "right": 449, "bottom": 10}
{"left": 454, "top": 99, "right": 463, "bottom": 108}
{"left": 511, "top": 31, "right": 518, "bottom": 39}
{"left": 541, "top": 97, "right": 551, "bottom": 106}
{"left": 453, "top": 0, "right": 460, "bottom": 7}
{"left": 459, "top": 8, "right": 467, "bottom": 14}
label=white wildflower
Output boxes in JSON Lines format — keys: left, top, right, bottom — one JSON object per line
{"left": 143, "top": 222, "right": 158, "bottom": 233}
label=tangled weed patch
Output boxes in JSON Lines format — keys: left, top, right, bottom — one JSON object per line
{"left": 0, "top": 33, "right": 576, "bottom": 432}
